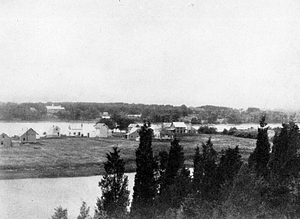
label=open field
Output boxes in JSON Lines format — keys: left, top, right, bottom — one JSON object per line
{"left": 0, "top": 134, "right": 256, "bottom": 179}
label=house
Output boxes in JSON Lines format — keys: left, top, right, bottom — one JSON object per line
{"left": 170, "top": 122, "right": 187, "bottom": 134}
{"left": 101, "top": 112, "right": 111, "bottom": 119}
{"left": 127, "top": 123, "right": 143, "bottom": 132}
{"left": 94, "top": 123, "right": 112, "bottom": 138}
{"left": 149, "top": 124, "right": 161, "bottom": 139}
{"left": 68, "top": 124, "right": 84, "bottom": 137}
{"left": 127, "top": 114, "right": 142, "bottom": 119}
{"left": 0, "top": 133, "right": 12, "bottom": 147}
{"left": 46, "top": 104, "right": 65, "bottom": 114}
{"left": 186, "top": 124, "right": 198, "bottom": 134}
{"left": 126, "top": 127, "right": 140, "bottom": 140}
{"left": 47, "top": 125, "right": 61, "bottom": 137}
{"left": 21, "top": 128, "right": 38, "bottom": 143}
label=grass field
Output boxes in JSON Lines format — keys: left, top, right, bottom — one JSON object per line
{"left": 0, "top": 134, "right": 256, "bottom": 179}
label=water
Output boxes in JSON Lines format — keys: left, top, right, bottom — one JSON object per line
{"left": 0, "top": 173, "right": 135, "bottom": 219}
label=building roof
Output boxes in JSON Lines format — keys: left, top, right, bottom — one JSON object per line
{"left": 0, "top": 133, "right": 10, "bottom": 138}
{"left": 46, "top": 104, "right": 65, "bottom": 110}
{"left": 172, "top": 122, "right": 187, "bottom": 128}
{"left": 94, "top": 123, "right": 108, "bottom": 129}
{"left": 68, "top": 124, "right": 83, "bottom": 130}
{"left": 21, "top": 128, "right": 38, "bottom": 136}
{"left": 127, "top": 127, "right": 140, "bottom": 135}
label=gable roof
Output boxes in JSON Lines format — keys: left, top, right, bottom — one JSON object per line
{"left": 172, "top": 122, "right": 187, "bottom": 128}
{"left": 127, "top": 127, "right": 140, "bottom": 135}
{"left": 94, "top": 123, "right": 108, "bottom": 129}
{"left": 21, "top": 128, "right": 38, "bottom": 136}
{"left": 0, "top": 133, "right": 10, "bottom": 139}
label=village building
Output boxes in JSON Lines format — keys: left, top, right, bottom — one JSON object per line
{"left": 126, "top": 126, "right": 140, "bottom": 140}
{"left": 186, "top": 123, "right": 198, "bottom": 134}
{"left": 46, "top": 104, "right": 65, "bottom": 114}
{"left": 127, "top": 114, "right": 142, "bottom": 119}
{"left": 47, "top": 125, "right": 61, "bottom": 137}
{"left": 101, "top": 112, "right": 111, "bottom": 119}
{"left": 170, "top": 122, "right": 187, "bottom": 134}
{"left": 127, "top": 123, "right": 143, "bottom": 132}
{"left": 149, "top": 124, "right": 161, "bottom": 139}
{"left": 68, "top": 124, "right": 84, "bottom": 137}
{"left": 0, "top": 133, "right": 12, "bottom": 147}
{"left": 94, "top": 123, "right": 112, "bottom": 138}
{"left": 21, "top": 128, "right": 38, "bottom": 143}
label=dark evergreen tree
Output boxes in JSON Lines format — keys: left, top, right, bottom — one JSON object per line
{"left": 192, "top": 146, "right": 203, "bottom": 193}
{"left": 131, "top": 122, "right": 158, "bottom": 218}
{"left": 218, "top": 146, "right": 243, "bottom": 185}
{"left": 269, "top": 122, "right": 300, "bottom": 179}
{"left": 158, "top": 139, "right": 191, "bottom": 212}
{"left": 248, "top": 115, "right": 270, "bottom": 177}
{"left": 96, "top": 147, "right": 129, "bottom": 218}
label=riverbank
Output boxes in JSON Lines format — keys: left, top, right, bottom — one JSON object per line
{"left": 0, "top": 135, "right": 256, "bottom": 180}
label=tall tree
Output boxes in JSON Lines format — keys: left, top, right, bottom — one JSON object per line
{"left": 218, "top": 146, "right": 243, "bottom": 185}
{"left": 192, "top": 146, "right": 203, "bottom": 193}
{"left": 96, "top": 147, "right": 129, "bottom": 218}
{"left": 269, "top": 122, "right": 300, "bottom": 179}
{"left": 248, "top": 115, "right": 271, "bottom": 177}
{"left": 200, "top": 137, "right": 219, "bottom": 201}
{"left": 131, "top": 122, "right": 158, "bottom": 218}
{"left": 158, "top": 139, "right": 191, "bottom": 212}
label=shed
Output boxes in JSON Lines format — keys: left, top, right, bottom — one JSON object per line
{"left": 21, "top": 128, "right": 38, "bottom": 143}
{"left": 0, "top": 133, "right": 12, "bottom": 147}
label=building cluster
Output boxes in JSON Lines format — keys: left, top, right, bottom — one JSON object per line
{"left": 0, "top": 121, "right": 199, "bottom": 148}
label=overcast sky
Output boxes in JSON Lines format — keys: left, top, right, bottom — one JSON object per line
{"left": 1, "top": 0, "right": 300, "bottom": 110}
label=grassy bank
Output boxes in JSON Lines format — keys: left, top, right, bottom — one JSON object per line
{"left": 0, "top": 135, "right": 256, "bottom": 180}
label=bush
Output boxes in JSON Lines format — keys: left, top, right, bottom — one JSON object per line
{"left": 198, "top": 126, "right": 218, "bottom": 134}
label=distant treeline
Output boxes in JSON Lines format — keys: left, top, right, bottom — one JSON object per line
{"left": 0, "top": 102, "right": 296, "bottom": 124}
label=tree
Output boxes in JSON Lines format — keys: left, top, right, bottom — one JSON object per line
{"left": 192, "top": 146, "right": 203, "bottom": 193}
{"left": 96, "top": 147, "right": 129, "bottom": 218}
{"left": 248, "top": 115, "right": 270, "bottom": 177}
{"left": 158, "top": 139, "right": 191, "bottom": 212}
{"left": 218, "top": 146, "right": 243, "bottom": 185}
{"left": 269, "top": 122, "right": 300, "bottom": 179}
{"left": 51, "top": 206, "right": 68, "bottom": 219}
{"left": 131, "top": 122, "right": 158, "bottom": 218}
{"left": 77, "top": 202, "right": 91, "bottom": 219}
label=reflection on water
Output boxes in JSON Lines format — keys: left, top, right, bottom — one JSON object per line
{"left": 0, "top": 173, "right": 135, "bottom": 219}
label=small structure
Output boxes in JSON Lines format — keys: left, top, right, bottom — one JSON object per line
{"left": 170, "top": 122, "right": 187, "bottom": 134}
{"left": 94, "top": 123, "right": 112, "bottom": 138}
{"left": 127, "top": 123, "right": 143, "bottom": 132}
{"left": 46, "top": 104, "right": 65, "bottom": 114}
{"left": 0, "top": 133, "right": 12, "bottom": 147}
{"left": 21, "top": 128, "right": 38, "bottom": 143}
{"left": 150, "top": 124, "right": 161, "bottom": 139}
{"left": 47, "top": 125, "right": 61, "bottom": 137}
{"left": 127, "top": 114, "right": 142, "bottom": 119}
{"left": 68, "top": 124, "right": 84, "bottom": 137}
{"left": 101, "top": 112, "right": 111, "bottom": 119}
{"left": 126, "top": 127, "right": 140, "bottom": 140}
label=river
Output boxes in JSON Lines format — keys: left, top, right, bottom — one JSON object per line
{"left": 0, "top": 173, "right": 135, "bottom": 219}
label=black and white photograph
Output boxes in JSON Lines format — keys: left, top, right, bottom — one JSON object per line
{"left": 1, "top": 0, "right": 300, "bottom": 218}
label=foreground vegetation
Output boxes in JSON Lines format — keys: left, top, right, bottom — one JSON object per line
{"left": 51, "top": 117, "right": 300, "bottom": 219}
{"left": 0, "top": 134, "right": 255, "bottom": 179}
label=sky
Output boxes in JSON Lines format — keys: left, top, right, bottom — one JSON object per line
{"left": 1, "top": 0, "right": 300, "bottom": 110}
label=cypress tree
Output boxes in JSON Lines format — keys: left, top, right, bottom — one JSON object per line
{"left": 269, "top": 122, "right": 300, "bottom": 179}
{"left": 158, "top": 138, "right": 191, "bottom": 212}
{"left": 131, "top": 122, "right": 158, "bottom": 218}
{"left": 96, "top": 147, "right": 129, "bottom": 218}
{"left": 200, "top": 137, "right": 218, "bottom": 201}
{"left": 192, "top": 146, "right": 203, "bottom": 193}
{"left": 248, "top": 115, "right": 271, "bottom": 177}
{"left": 218, "top": 146, "right": 243, "bottom": 185}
